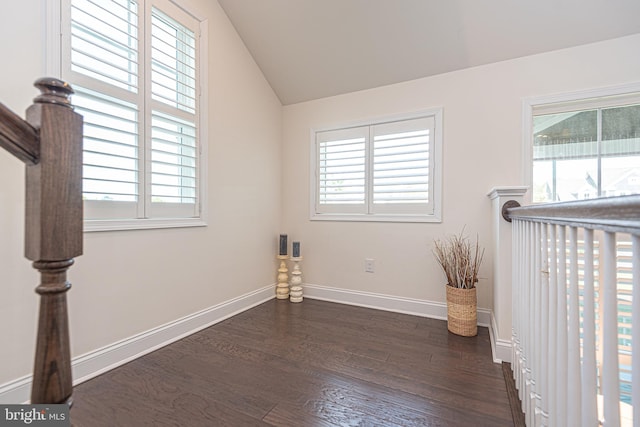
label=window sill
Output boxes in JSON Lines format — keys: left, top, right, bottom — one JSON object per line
{"left": 310, "top": 213, "right": 442, "bottom": 223}
{"left": 84, "top": 217, "right": 207, "bottom": 232}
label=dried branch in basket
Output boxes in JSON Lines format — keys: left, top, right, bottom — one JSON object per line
{"left": 433, "top": 229, "right": 484, "bottom": 289}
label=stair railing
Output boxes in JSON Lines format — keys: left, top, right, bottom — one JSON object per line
{"left": 0, "top": 78, "right": 82, "bottom": 405}
{"left": 505, "top": 195, "right": 639, "bottom": 426}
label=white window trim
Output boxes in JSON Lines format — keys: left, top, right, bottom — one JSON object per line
{"left": 45, "top": 0, "right": 209, "bottom": 232}
{"left": 522, "top": 82, "right": 640, "bottom": 205}
{"left": 309, "top": 108, "right": 443, "bottom": 223}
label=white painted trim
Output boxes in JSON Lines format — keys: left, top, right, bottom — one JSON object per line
{"left": 487, "top": 186, "right": 529, "bottom": 200}
{"left": 84, "top": 217, "right": 207, "bottom": 233}
{"left": 490, "top": 311, "right": 512, "bottom": 363}
{"left": 0, "top": 284, "right": 275, "bottom": 404}
{"left": 304, "top": 283, "right": 491, "bottom": 327}
{"left": 0, "top": 377, "right": 31, "bottom": 405}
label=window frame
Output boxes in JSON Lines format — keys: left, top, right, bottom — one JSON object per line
{"left": 47, "top": 0, "right": 208, "bottom": 232}
{"left": 523, "top": 82, "right": 640, "bottom": 205}
{"left": 310, "top": 109, "right": 443, "bottom": 223}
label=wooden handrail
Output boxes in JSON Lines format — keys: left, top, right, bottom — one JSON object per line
{"left": 0, "top": 78, "right": 83, "bottom": 406}
{"left": 0, "top": 102, "right": 39, "bottom": 164}
{"left": 506, "top": 195, "right": 640, "bottom": 234}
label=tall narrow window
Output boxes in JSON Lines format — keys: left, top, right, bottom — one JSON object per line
{"left": 312, "top": 111, "right": 442, "bottom": 222}
{"left": 62, "top": 0, "right": 205, "bottom": 229}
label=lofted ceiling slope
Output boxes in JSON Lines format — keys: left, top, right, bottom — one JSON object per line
{"left": 217, "top": 0, "right": 640, "bottom": 105}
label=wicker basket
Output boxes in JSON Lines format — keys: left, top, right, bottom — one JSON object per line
{"left": 445, "top": 285, "right": 478, "bottom": 336}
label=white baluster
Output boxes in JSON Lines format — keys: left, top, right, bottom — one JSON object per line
{"left": 520, "top": 220, "right": 527, "bottom": 403}
{"left": 527, "top": 221, "right": 535, "bottom": 424}
{"left": 582, "top": 229, "right": 598, "bottom": 425}
{"left": 540, "top": 223, "right": 549, "bottom": 426}
{"left": 602, "top": 231, "right": 621, "bottom": 426}
{"left": 548, "top": 224, "right": 557, "bottom": 423}
{"left": 556, "top": 225, "right": 568, "bottom": 426}
{"left": 534, "top": 222, "right": 542, "bottom": 425}
{"left": 632, "top": 234, "right": 639, "bottom": 427}
{"left": 514, "top": 221, "right": 526, "bottom": 402}
{"left": 520, "top": 220, "right": 528, "bottom": 414}
{"left": 567, "top": 226, "right": 582, "bottom": 425}
{"left": 513, "top": 220, "right": 522, "bottom": 392}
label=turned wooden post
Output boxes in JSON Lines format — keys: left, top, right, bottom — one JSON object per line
{"left": 25, "top": 78, "right": 83, "bottom": 405}
{"left": 0, "top": 78, "right": 83, "bottom": 405}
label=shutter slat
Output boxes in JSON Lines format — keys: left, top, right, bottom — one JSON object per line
{"left": 374, "top": 138, "right": 428, "bottom": 149}
{"left": 84, "top": 149, "right": 137, "bottom": 163}
{"left": 320, "top": 179, "right": 365, "bottom": 184}
{"left": 374, "top": 170, "right": 428, "bottom": 178}
{"left": 375, "top": 146, "right": 429, "bottom": 156}
{"left": 83, "top": 177, "right": 138, "bottom": 186}
{"left": 374, "top": 162, "right": 429, "bottom": 172}
{"left": 374, "top": 129, "right": 429, "bottom": 141}
{"left": 374, "top": 180, "right": 429, "bottom": 187}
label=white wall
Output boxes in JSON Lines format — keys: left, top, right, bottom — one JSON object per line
{"left": 0, "top": 0, "right": 282, "bottom": 388}
{"left": 282, "top": 34, "right": 640, "bottom": 322}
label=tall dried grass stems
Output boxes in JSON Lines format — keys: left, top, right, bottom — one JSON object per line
{"left": 433, "top": 230, "right": 485, "bottom": 289}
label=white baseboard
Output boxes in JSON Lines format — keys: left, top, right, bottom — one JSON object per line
{"left": 489, "top": 311, "right": 512, "bottom": 363}
{"left": 0, "top": 284, "right": 275, "bottom": 404}
{"left": 0, "top": 377, "right": 31, "bottom": 406}
{"left": 304, "top": 283, "right": 492, "bottom": 327}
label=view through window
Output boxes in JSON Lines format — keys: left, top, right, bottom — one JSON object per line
{"left": 532, "top": 102, "right": 640, "bottom": 203}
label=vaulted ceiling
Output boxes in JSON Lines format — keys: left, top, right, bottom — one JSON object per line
{"left": 217, "top": 0, "right": 640, "bottom": 105}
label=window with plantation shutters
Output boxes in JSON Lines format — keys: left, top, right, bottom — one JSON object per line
{"left": 312, "top": 111, "right": 442, "bottom": 222}
{"left": 61, "top": 0, "right": 205, "bottom": 230}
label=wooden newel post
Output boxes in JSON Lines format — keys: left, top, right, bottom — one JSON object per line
{"left": 24, "top": 78, "right": 83, "bottom": 405}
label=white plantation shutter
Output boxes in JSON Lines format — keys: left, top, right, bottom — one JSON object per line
{"left": 63, "top": 0, "right": 203, "bottom": 226}
{"left": 316, "top": 127, "right": 367, "bottom": 213}
{"left": 151, "top": 7, "right": 196, "bottom": 114}
{"left": 75, "top": 89, "right": 139, "bottom": 212}
{"left": 372, "top": 117, "right": 433, "bottom": 214}
{"left": 149, "top": 112, "right": 197, "bottom": 216}
{"left": 313, "top": 113, "right": 440, "bottom": 221}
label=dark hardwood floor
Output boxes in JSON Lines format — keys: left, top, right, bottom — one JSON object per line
{"left": 70, "top": 299, "right": 514, "bottom": 426}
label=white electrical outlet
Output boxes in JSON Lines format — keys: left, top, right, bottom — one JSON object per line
{"left": 365, "top": 258, "right": 375, "bottom": 273}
